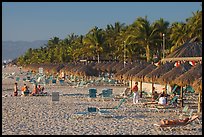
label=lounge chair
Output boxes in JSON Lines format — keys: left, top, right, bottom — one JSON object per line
{"left": 147, "top": 95, "right": 179, "bottom": 113}
{"left": 16, "top": 77, "right": 20, "bottom": 82}
{"left": 71, "top": 107, "right": 111, "bottom": 119}
{"left": 153, "top": 115, "right": 201, "bottom": 135}
{"left": 100, "top": 89, "right": 114, "bottom": 101}
{"left": 98, "top": 98, "right": 126, "bottom": 110}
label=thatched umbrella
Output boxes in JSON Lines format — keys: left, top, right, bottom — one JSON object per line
{"left": 100, "top": 62, "right": 113, "bottom": 72}
{"left": 166, "top": 41, "right": 202, "bottom": 58}
{"left": 75, "top": 65, "right": 99, "bottom": 77}
{"left": 191, "top": 77, "right": 202, "bottom": 94}
{"left": 106, "top": 61, "right": 119, "bottom": 73}
{"left": 111, "top": 62, "right": 124, "bottom": 73}
{"left": 157, "top": 61, "right": 192, "bottom": 85}
{"left": 92, "top": 62, "right": 106, "bottom": 70}
{"left": 172, "top": 63, "right": 202, "bottom": 87}
{"left": 144, "top": 62, "right": 175, "bottom": 84}
{"left": 123, "top": 62, "right": 150, "bottom": 81}
{"left": 132, "top": 63, "right": 157, "bottom": 82}
{"left": 114, "top": 63, "right": 135, "bottom": 80}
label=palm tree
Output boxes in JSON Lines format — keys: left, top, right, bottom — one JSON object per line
{"left": 104, "top": 22, "right": 126, "bottom": 60}
{"left": 152, "top": 18, "right": 170, "bottom": 58}
{"left": 186, "top": 10, "right": 202, "bottom": 41}
{"left": 83, "top": 26, "right": 105, "bottom": 63}
{"left": 125, "top": 16, "right": 158, "bottom": 62}
{"left": 169, "top": 22, "right": 189, "bottom": 52}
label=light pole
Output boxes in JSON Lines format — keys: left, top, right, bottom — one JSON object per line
{"left": 162, "top": 33, "right": 165, "bottom": 59}
{"left": 124, "top": 41, "right": 126, "bottom": 68}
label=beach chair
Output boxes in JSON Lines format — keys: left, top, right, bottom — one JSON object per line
{"left": 59, "top": 79, "right": 65, "bottom": 85}
{"left": 101, "top": 89, "right": 114, "bottom": 101}
{"left": 87, "top": 88, "right": 97, "bottom": 101}
{"left": 147, "top": 95, "right": 179, "bottom": 113}
{"left": 169, "top": 95, "right": 179, "bottom": 107}
{"left": 99, "top": 98, "right": 126, "bottom": 110}
{"left": 178, "top": 106, "right": 195, "bottom": 119}
{"left": 71, "top": 107, "right": 99, "bottom": 119}
{"left": 15, "top": 77, "right": 20, "bottom": 82}
{"left": 176, "top": 105, "right": 189, "bottom": 115}
{"left": 52, "top": 79, "right": 57, "bottom": 85}
{"left": 153, "top": 115, "right": 201, "bottom": 135}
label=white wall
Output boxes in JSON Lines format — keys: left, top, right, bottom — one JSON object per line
{"left": 129, "top": 80, "right": 172, "bottom": 94}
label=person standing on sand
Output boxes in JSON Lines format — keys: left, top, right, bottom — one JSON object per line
{"left": 132, "top": 82, "right": 139, "bottom": 104}
{"left": 13, "top": 82, "right": 18, "bottom": 96}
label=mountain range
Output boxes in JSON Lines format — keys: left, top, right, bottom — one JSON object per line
{"left": 2, "top": 40, "right": 48, "bottom": 62}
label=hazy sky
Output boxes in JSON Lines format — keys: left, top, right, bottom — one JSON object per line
{"left": 2, "top": 2, "right": 202, "bottom": 41}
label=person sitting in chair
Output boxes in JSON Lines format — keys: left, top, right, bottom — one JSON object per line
{"left": 158, "top": 93, "right": 167, "bottom": 105}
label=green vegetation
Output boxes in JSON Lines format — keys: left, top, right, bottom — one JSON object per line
{"left": 16, "top": 10, "right": 202, "bottom": 66}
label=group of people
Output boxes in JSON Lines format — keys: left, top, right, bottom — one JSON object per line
{"left": 131, "top": 82, "right": 178, "bottom": 106}
{"left": 13, "top": 82, "right": 46, "bottom": 96}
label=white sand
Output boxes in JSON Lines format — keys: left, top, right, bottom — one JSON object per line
{"left": 2, "top": 66, "right": 202, "bottom": 135}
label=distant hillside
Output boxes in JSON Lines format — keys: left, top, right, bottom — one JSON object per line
{"left": 2, "top": 40, "right": 48, "bottom": 61}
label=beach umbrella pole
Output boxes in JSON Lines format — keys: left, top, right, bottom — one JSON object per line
{"left": 140, "top": 81, "right": 142, "bottom": 98}
{"left": 180, "top": 86, "right": 184, "bottom": 108}
{"left": 198, "top": 92, "right": 201, "bottom": 113}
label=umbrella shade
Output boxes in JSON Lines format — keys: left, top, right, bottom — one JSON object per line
{"left": 123, "top": 62, "right": 150, "bottom": 80}
{"left": 100, "top": 62, "right": 113, "bottom": 72}
{"left": 132, "top": 63, "right": 157, "bottom": 82}
{"left": 106, "top": 62, "right": 119, "bottom": 73}
{"left": 166, "top": 41, "right": 202, "bottom": 58}
{"left": 75, "top": 65, "right": 99, "bottom": 77}
{"left": 172, "top": 63, "right": 202, "bottom": 87}
{"left": 191, "top": 77, "right": 202, "bottom": 94}
{"left": 144, "top": 62, "right": 175, "bottom": 83}
{"left": 157, "top": 61, "right": 192, "bottom": 85}
{"left": 111, "top": 62, "right": 124, "bottom": 73}
{"left": 114, "top": 63, "right": 135, "bottom": 80}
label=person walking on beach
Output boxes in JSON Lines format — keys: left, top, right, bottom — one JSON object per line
{"left": 13, "top": 82, "right": 18, "bottom": 96}
{"left": 132, "top": 82, "right": 139, "bottom": 104}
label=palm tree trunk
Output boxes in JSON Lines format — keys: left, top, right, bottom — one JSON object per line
{"left": 146, "top": 44, "right": 151, "bottom": 62}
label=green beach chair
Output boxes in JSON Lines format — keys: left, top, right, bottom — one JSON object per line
{"left": 99, "top": 98, "right": 126, "bottom": 110}
{"left": 16, "top": 77, "right": 20, "bottom": 82}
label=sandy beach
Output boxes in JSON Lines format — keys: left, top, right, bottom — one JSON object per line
{"left": 2, "top": 66, "right": 202, "bottom": 135}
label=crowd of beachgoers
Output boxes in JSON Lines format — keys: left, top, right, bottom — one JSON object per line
{"left": 2, "top": 65, "right": 202, "bottom": 135}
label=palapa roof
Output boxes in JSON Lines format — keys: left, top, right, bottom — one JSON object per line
{"left": 191, "top": 77, "right": 202, "bottom": 94}
{"left": 92, "top": 62, "right": 106, "bottom": 71}
{"left": 157, "top": 61, "right": 193, "bottom": 85}
{"left": 171, "top": 63, "right": 202, "bottom": 87}
{"left": 106, "top": 61, "right": 119, "bottom": 73}
{"left": 99, "top": 62, "right": 113, "bottom": 72}
{"left": 144, "top": 62, "right": 175, "bottom": 83}
{"left": 111, "top": 62, "right": 124, "bottom": 73}
{"left": 166, "top": 40, "right": 202, "bottom": 58}
{"left": 123, "top": 62, "right": 150, "bottom": 80}
{"left": 113, "top": 63, "right": 135, "bottom": 80}
{"left": 132, "top": 63, "right": 157, "bottom": 82}
{"left": 74, "top": 65, "right": 98, "bottom": 77}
